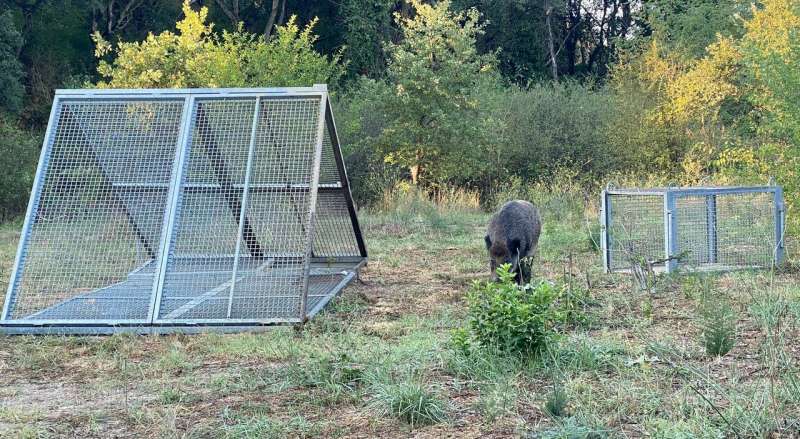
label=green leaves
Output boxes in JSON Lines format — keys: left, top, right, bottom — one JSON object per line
{"left": 0, "top": 11, "right": 25, "bottom": 115}
{"left": 463, "top": 264, "right": 560, "bottom": 356}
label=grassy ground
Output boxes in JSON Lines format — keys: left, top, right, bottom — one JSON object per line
{"left": 1, "top": 198, "right": 799, "bottom": 438}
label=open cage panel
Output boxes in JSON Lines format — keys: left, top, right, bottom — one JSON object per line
{"left": 601, "top": 187, "right": 785, "bottom": 273}
{"left": 1, "top": 86, "right": 367, "bottom": 332}
{"left": 4, "top": 98, "right": 185, "bottom": 321}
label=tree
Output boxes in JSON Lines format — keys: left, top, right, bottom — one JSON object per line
{"left": 640, "top": 0, "right": 747, "bottom": 58}
{"left": 93, "top": 1, "right": 342, "bottom": 89}
{"left": 378, "top": 0, "right": 498, "bottom": 185}
{"left": 0, "top": 11, "right": 25, "bottom": 115}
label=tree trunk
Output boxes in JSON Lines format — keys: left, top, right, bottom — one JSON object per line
{"left": 545, "top": 4, "right": 558, "bottom": 81}
{"left": 264, "top": 0, "right": 280, "bottom": 40}
{"left": 410, "top": 149, "right": 424, "bottom": 185}
{"left": 278, "top": 0, "right": 287, "bottom": 25}
{"left": 564, "top": 0, "right": 580, "bottom": 75}
{"left": 213, "top": 0, "right": 240, "bottom": 26}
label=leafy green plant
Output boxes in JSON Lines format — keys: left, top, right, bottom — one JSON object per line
{"left": 464, "top": 264, "right": 560, "bottom": 356}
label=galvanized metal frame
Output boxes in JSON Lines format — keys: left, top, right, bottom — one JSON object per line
{"left": 1, "top": 86, "right": 367, "bottom": 334}
{"left": 148, "top": 95, "right": 197, "bottom": 323}
{"left": 601, "top": 185, "right": 785, "bottom": 274}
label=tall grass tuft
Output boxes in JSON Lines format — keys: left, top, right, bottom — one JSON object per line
{"left": 699, "top": 298, "right": 737, "bottom": 357}
{"left": 370, "top": 381, "right": 448, "bottom": 427}
{"left": 366, "top": 181, "right": 482, "bottom": 234}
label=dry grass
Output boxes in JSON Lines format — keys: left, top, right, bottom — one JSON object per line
{"left": 0, "top": 199, "right": 799, "bottom": 438}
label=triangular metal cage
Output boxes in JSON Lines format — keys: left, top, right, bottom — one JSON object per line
{"left": 1, "top": 85, "right": 367, "bottom": 334}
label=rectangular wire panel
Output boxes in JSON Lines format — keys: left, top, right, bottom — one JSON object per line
{"left": 674, "top": 195, "right": 712, "bottom": 266}
{"left": 604, "top": 187, "right": 782, "bottom": 273}
{"left": 717, "top": 192, "right": 777, "bottom": 266}
{"left": 6, "top": 99, "right": 185, "bottom": 321}
{"left": 156, "top": 97, "right": 323, "bottom": 321}
{"left": 233, "top": 98, "right": 322, "bottom": 320}
{"left": 607, "top": 194, "right": 665, "bottom": 270}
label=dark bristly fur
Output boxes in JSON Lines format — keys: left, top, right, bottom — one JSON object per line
{"left": 485, "top": 200, "right": 542, "bottom": 284}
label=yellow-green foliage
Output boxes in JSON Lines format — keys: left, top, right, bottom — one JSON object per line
{"left": 741, "top": 0, "right": 800, "bottom": 142}
{"left": 611, "top": 0, "right": 800, "bottom": 230}
{"left": 93, "top": 1, "right": 342, "bottom": 89}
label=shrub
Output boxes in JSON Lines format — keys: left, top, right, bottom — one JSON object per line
{"left": 334, "top": 79, "right": 403, "bottom": 207}
{"left": 464, "top": 265, "right": 561, "bottom": 356}
{"left": 499, "top": 81, "right": 617, "bottom": 182}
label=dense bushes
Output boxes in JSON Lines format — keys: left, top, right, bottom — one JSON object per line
{"left": 0, "top": 117, "right": 40, "bottom": 221}
{"left": 336, "top": 80, "right": 617, "bottom": 206}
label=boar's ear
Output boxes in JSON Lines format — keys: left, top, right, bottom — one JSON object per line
{"left": 484, "top": 235, "right": 492, "bottom": 249}
{"left": 508, "top": 238, "right": 520, "bottom": 255}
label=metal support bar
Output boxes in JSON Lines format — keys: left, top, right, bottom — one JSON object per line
{"left": 298, "top": 93, "right": 328, "bottom": 320}
{"left": 664, "top": 191, "right": 678, "bottom": 273}
{"left": 705, "top": 195, "right": 718, "bottom": 264}
{"left": 148, "top": 96, "right": 196, "bottom": 322}
{"left": 774, "top": 186, "right": 785, "bottom": 266}
{"left": 195, "top": 103, "right": 264, "bottom": 258}
{"left": 600, "top": 190, "right": 610, "bottom": 273}
{"left": 227, "top": 97, "right": 262, "bottom": 318}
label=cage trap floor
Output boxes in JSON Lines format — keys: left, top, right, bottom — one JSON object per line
{"left": 5, "top": 256, "right": 363, "bottom": 332}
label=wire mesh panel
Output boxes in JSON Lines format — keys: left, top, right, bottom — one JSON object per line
{"left": 602, "top": 187, "right": 784, "bottom": 273}
{"left": 2, "top": 86, "right": 368, "bottom": 333}
{"left": 605, "top": 193, "right": 665, "bottom": 271}
{"left": 312, "top": 123, "right": 362, "bottom": 258}
{"left": 4, "top": 98, "right": 186, "bottom": 322}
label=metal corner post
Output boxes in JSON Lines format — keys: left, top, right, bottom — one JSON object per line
{"left": 773, "top": 186, "right": 785, "bottom": 266}
{"left": 227, "top": 97, "right": 262, "bottom": 318}
{"left": 664, "top": 190, "right": 678, "bottom": 273}
{"left": 705, "top": 195, "right": 718, "bottom": 264}
{"left": 147, "top": 96, "right": 197, "bottom": 322}
{"left": 2, "top": 97, "right": 61, "bottom": 321}
{"left": 600, "top": 190, "right": 610, "bottom": 273}
{"left": 299, "top": 92, "right": 328, "bottom": 320}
